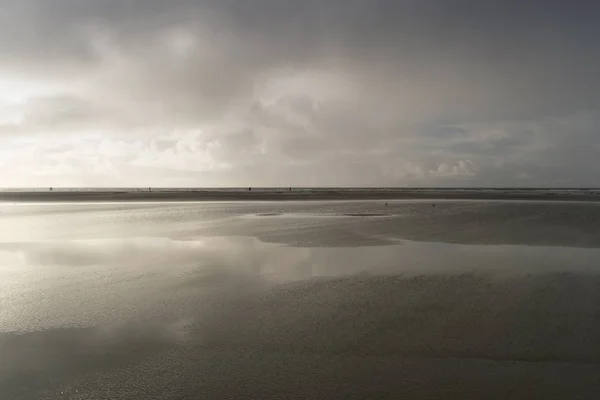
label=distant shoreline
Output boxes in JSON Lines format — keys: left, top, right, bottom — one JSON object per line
{"left": 2, "top": 189, "right": 600, "bottom": 202}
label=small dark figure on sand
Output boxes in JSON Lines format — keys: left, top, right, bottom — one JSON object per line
{"left": 249, "top": 187, "right": 252, "bottom": 192}
{"left": 385, "top": 202, "right": 388, "bottom": 207}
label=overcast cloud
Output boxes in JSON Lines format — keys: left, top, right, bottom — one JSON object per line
{"left": 1, "top": 0, "right": 599, "bottom": 187}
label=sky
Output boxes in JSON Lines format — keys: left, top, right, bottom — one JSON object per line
{"left": 1, "top": 1, "right": 600, "bottom": 187}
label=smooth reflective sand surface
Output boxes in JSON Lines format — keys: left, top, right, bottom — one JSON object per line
{"left": 2, "top": 201, "right": 600, "bottom": 399}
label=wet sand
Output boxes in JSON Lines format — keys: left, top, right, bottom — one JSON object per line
{"left": 2, "top": 201, "right": 600, "bottom": 399}
{"left": 3, "top": 269, "right": 600, "bottom": 399}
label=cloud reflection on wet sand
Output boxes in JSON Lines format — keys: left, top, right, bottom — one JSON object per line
{"left": 2, "top": 202, "right": 600, "bottom": 398}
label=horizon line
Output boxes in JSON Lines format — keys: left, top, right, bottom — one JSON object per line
{"left": 2, "top": 187, "right": 600, "bottom": 191}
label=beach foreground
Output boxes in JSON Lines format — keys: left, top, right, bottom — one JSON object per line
{"left": 1, "top": 200, "right": 600, "bottom": 399}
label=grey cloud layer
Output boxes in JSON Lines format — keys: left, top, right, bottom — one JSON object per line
{"left": 1, "top": 1, "right": 600, "bottom": 186}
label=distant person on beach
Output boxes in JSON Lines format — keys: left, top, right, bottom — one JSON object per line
{"left": 249, "top": 187, "right": 252, "bottom": 192}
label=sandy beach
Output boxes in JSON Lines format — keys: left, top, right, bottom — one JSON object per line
{"left": 2, "top": 200, "right": 600, "bottom": 399}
